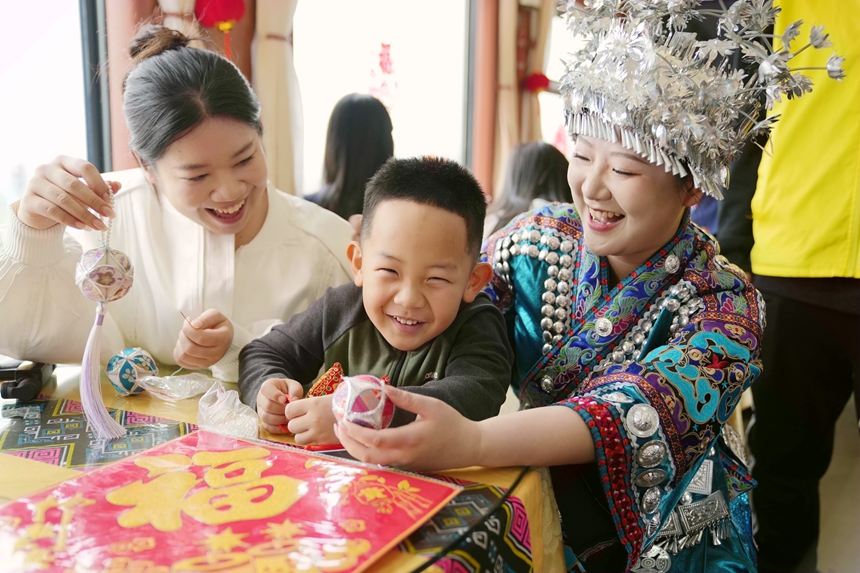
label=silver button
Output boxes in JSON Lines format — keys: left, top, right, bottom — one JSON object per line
{"left": 665, "top": 254, "right": 680, "bottom": 273}
{"left": 541, "top": 375, "right": 554, "bottom": 392}
{"left": 634, "top": 468, "right": 668, "bottom": 488}
{"left": 595, "top": 317, "right": 613, "bottom": 337}
{"left": 625, "top": 404, "right": 660, "bottom": 438}
{"left": 636, "top": 440, "right": 668, "bottom": 468}
{"left": 641, "top": 486, "right": 662, "bottom": 514}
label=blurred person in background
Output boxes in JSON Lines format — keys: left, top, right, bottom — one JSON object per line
{"left": 483, "top": 141, "right": 570, "bottom": 239}
{"left": 306, "top": 93, "right": 393, "bottom": 222}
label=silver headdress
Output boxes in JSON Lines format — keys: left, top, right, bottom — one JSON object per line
{"left": 561, "top": 0, "right": 844, "bottom": 198}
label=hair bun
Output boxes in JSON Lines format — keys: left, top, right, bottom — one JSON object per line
{"left": 129, "top": 25, "right": 190, "bottom": 64}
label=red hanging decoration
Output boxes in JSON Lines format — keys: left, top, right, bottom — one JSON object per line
{"left": 524, "top": 72, "right": 550, "bottom": 94}
{"left": 195, "top": 0, "right": 246, "bottom": 61}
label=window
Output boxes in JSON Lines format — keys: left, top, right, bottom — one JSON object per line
{"left": 0, "top": 0, "right": 88, "bottom": 225}
{"left": 293, "top": 0, "right": 470, "bottom": 195}
{"left": 538, "top": 14, "right": 584, "bottom": 158}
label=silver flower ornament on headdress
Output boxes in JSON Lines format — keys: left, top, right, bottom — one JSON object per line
{"left": 561, "top": 0, "right": 844, "bottom": 198}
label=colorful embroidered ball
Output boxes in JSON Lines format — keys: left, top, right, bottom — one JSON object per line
{"left": 105, "top": 347, "right": 158, "bottom": 396}
{"left": 331, "top": 375, "right": 395, "bottom": 430}
{"left": 75, "top": 247, "right": 134, "bottom": 303}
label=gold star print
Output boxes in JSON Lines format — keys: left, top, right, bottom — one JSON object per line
{"left": 262, "top": 518, "right": 305, "bottom": 540}
{"left": 339, "top": 519, "right": 366, "bottom": 534}
{"left": 199, "top": 527, "right": 249, "bottom": 553}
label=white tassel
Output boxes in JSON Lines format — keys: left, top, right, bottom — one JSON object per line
{"left": 80, "top": 303, "right": 125, "bottom": 440}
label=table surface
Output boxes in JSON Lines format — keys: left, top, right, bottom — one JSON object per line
{"left": 0, "top": 367, "right": 564, "bottom": 572}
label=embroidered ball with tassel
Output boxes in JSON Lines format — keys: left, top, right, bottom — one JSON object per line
{"left": 75, "top": 231, "right": 135, "bottom": 440}
{"left": 106, "top": 347, "right": 157, "bottom": 396}
{"left": 331, "top": 375, "right": 395, "bottom": 430}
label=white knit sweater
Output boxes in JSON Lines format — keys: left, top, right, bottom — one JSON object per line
{"left": 0, "top": 169, "right": 353, "bottom": 381}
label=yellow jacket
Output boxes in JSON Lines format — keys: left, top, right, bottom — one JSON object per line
{"left": 751, "top": 1, "right": 860, "bottom": 278}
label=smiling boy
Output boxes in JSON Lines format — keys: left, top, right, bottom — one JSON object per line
{"left": 239, "top": 157, "right": 513, "bottom": 445}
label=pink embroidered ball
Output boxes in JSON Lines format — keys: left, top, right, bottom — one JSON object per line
{"left": 75, "top": 247, "right": 134, "bottom": 303}
{"left": 331, "top": 375, "right": 395, "bottom": 430}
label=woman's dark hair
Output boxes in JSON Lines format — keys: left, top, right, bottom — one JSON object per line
{"left": 315, "top": 94, "right": 393, "bottom": 220}
{"left": 123, "top": 25, "right": 262, "bottom": 165}
{"left": 488, "top": 142, "right": 571, "bottom": 235}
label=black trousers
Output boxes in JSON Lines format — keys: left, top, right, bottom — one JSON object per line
{"left": 747, "top": 285, "right": 860, "bottom": 573}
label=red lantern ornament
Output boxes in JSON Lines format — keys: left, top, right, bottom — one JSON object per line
{"left": 195, "top": 0, "right": 246, "bottom": 61}
{"left": 524, "top": 72, "right": 550, "bottom": 93}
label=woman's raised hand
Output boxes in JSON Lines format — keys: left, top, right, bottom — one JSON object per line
{"left": 16, "top": 156, "right": 118, "bottom": 231}
{"left": 334, "top": 386, "right": 483, "bottom": 473}
{"left": 174, "top": 308, "right": 234, "bottom": 369}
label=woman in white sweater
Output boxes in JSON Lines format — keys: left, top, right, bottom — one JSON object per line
{"left": 0, "top": 26, "right": 352, "bottom": 382}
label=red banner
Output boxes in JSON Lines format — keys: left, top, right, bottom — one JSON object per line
{"left": 0, "top": 430, "right": 460, "bottom": 572}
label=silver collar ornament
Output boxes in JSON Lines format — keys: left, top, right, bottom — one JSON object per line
{"left": 561, "top": 0, "right": 844, "bottom": 198}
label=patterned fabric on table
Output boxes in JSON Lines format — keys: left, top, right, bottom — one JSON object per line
{"left": 401, "top": 475, "right": 532, "bottom": 573}
{"left": 0, "top": 397, "right": 197, "bottom": 470}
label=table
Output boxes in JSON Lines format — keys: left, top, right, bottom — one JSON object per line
{"left": 0, "top": 367, "right": 564, "bottom": 572}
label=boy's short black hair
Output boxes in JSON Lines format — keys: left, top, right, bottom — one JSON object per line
{"left": 362, "top": 156, "right": 487, "bottom": 257}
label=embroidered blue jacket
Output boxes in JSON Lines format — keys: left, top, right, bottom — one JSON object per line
{"left": 482, "top": 203, "right": 762, "bottom": 572}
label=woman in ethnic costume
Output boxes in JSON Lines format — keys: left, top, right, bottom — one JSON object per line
{"left": 336, "top": 2, "right": 842, "bottom": 571}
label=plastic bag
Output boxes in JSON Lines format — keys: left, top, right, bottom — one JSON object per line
{"left": 196, "top": 380, "right": 259, "bottom": 440}
{"left": 137, "top": 373, "right": 216, "bottom": 402}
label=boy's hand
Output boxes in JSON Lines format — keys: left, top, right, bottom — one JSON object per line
{"left": 257, "top": 377, "right": 304, "bottom": 434}
{"left": 286, "top": 394, "right": 338, "bottom": 445}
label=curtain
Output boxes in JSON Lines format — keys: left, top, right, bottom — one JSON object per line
{"left": 253, "top": 0, "right": 302, "bottom": 195}
{"left": 493, "top": 0, "right": 520, "bottom": 196}
{"left": 521, "top": 0, "right": 555, "bottom": 142}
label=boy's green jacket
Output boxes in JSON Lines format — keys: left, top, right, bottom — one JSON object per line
{"left": 238, "top": 282, "right": 513, "bottom": 426}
